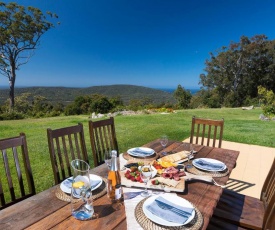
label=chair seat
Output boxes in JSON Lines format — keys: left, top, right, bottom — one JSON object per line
{"left": 213, "top": 189, "right": 264, "bottom": 229}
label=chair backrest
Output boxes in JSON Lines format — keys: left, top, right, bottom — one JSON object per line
{"left": 261, "top": 157, "right": 275, "bottom": 207}
{"left": 88, "top": 117, "right": 119, "bottom": 167}
{"left": 263, "top": 195, "right": 275, "bottom": 230}
{"left": 0, "top": 133, "right": 35, "bottom": 210}
{"left": 261, "top": 157, "right": 275, "bottom": 229}
{"left": 47, "top": 123, "right": 89, "bottom": 185}
{"left": 190, "top": 116, "right": 224, "bottom": 148}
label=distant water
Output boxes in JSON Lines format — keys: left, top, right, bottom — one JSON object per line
{"left": 155, "top": 88, "right": 199, "bottom": 95}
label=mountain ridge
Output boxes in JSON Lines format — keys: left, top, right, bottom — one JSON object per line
{"left": 0, "top": 84, "right": 176, "bottom": 105}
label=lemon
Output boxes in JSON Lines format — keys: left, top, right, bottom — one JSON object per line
{"left": 72, "top": 181, "right": 85, "bottom": 188}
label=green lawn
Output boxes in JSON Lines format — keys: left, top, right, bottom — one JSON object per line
{"left": 0, "top": 107, "right": 274, "bottom": 194}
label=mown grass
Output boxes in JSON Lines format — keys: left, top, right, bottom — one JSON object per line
{"left": 0, "top": 107, "right": 274, "bottom": 195}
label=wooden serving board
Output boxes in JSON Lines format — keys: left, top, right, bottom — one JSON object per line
{"left": 120, "top": 171, "right": 185, "bottom": 192}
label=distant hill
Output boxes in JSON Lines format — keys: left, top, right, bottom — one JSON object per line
{"left": 0, "top": 84, "right": 176, "bottom": 105}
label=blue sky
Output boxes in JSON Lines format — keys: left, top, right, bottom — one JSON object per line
{"left": 1, "top": 0, "right": 275, "bottom": 90}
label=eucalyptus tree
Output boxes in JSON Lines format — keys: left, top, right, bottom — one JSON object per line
{"left": 200, "top": 35, "right": 275, "bottom": 107}
{"left": 0, "top": 2, "right": 58, "bottom": 111}
{"left": 173, "top": 84, "right": 192, "bottom": 109}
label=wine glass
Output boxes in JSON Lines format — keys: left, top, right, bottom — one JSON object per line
{"left": 104, "top": 150, "right": 112, "bottom": 169}
{"left": 160, "top": 135, "right": 168, "bottom": 156}
{"left": 71, "top": 159, "right": 94, "bottom": 220}
{"left": 186, "top": 144, "right": 194, "bottom": 169}
{"left": 140, "top": 164, "right": 152, "bottom": 197}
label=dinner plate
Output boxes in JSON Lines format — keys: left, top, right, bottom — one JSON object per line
{"left": 192, "top": 158, "right": 226, "bottom": 172}
{"left": 60, "top": 174, "right": 103, "bottom": 194}
{"left": 127, "top": 147, "right": 155, "bottom": 157}
{"left": 142, "top": 194, "right": 195, "bottom": 226}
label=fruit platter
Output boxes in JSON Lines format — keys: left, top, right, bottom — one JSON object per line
{"left": 120, "top": 159, "right": 186, "bottom": 192}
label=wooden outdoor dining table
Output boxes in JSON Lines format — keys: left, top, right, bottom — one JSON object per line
{"left": 0, "top": 139, "right": 239, "bottom": 230}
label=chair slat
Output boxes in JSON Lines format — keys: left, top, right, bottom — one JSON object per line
{"left": 12, "top": 147, "right": 26, "bottom": 197}
{"left": 2, "top": 149, "right": 16, "bottom": 201}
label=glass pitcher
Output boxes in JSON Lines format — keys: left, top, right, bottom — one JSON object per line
{"left": 71, "top": 159, "right": 94, "bottom": 220}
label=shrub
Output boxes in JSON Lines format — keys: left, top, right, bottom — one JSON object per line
{"left": 0, "top": 111, "right": 25, "bottom": 120}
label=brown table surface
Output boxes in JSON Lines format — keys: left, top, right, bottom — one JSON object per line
{"left": 0, "top": 139, "right": 239, "bottom": 230}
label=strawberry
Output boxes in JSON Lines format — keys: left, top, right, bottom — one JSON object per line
{"left": 151, "top": 179, "right": 159, "bottom": 185}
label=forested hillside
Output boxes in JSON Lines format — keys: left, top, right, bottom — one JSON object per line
{"left": 0, "top": 84, "right": 176, "bottom": 105}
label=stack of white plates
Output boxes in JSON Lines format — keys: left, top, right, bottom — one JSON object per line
{"left": 192, "top": 158, "right": 227, "bottom": 172}
{"left": 127, "top": 147, "right": 155, "bottom": 157}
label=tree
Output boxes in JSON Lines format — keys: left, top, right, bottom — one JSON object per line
{"left": 0, "top": 2, "right": 58, "bottom": 111}
{"left": 258, "top": 86, "right": 275, "bottom": 118}
{"left": 200, "top": 35, "right": 275, "bottom": 107}
{"left": 173, "top": 84, "right": 192, "bottom": 109}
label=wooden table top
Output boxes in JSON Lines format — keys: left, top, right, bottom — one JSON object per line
{"left": 0, "top": 139, "right": 239, "bottom": 230}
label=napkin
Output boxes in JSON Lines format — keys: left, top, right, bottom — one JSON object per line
{"left": 146, "top": 196, "right": 194, "bottom": 224}
{"left": 195, "top": 159, "right": 225, "bottom": 170}
{"left": 131, "top": 148, "right": 153, "bottom": 156}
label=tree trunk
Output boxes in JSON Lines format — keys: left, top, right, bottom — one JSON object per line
{"left": 9, "top": 64, "right": 16, "bottom": 111}
{"left": 9, "top": 79, "right": 15, "bottom": 111}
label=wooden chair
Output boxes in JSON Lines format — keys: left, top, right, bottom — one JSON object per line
{"left": 190, "top": 116, "right": 224, "bottom": 148}
{"left": 210, "top": 157, "right": 275, "bottom": 229}
{"left": 0, "top": 133, "right": 35, "bottom": 210}
{"left": 88, "top": 117, "right": 119, "bottom": 167}
{"left": 47, "top": 123, "right": 89, "bottom": 185}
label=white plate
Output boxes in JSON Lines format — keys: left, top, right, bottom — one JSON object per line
{"left": 60, "top": 174, "right": 103, "bottom": 194}
{"left": 192, "top": 158, "right": 226, "bottom": 172}
{"left": 127, "top": 147, "right": 155, "bottom": 157}
{"left": 142, "top": 194, "right": 195, "bottom": 226}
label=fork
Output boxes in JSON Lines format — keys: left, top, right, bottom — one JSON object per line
{"left": 155, "top": 200, "right": 190, "bottom": 217}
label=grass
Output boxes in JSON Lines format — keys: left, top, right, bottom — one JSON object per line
{"left": 0, "top": 107, "right": 274, "bottom": 196}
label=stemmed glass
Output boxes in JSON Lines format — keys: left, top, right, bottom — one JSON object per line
{"left": 160, "top": 135, "right": 168, "bottom": 156}
{"left": 186, "top": 144, "right": 194, "bottom": 169}
{"left": 71, "top": 159, "right": 94, "bottom": 220}
{"left": 140, "top": 164, "right": 152, "bottom": 197}
{"left": 104, "top": 150, "right": 112, "bottom": 169}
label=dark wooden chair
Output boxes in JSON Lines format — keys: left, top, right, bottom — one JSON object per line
{"left": 47, "top": 123, "right": 89, "bottom": 185}
{"left": 0, "top": 133, "right": 35, "bottom": 210}
{"left": 88, "top": 117, "right": 119, "bottom": 167}
{"left": 190, "top": 116, "right": 224, "bottom": 148}
{"left": 209, "top": 157, "right": 275, "bottom": 229}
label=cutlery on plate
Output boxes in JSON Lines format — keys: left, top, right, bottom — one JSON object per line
{"left": 155, "top": 199, "right": 190, "bottom": 217}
